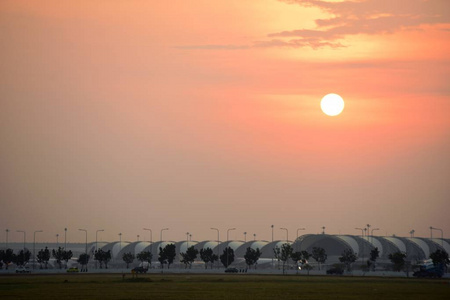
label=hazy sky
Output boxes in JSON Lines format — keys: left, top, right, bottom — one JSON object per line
{"left": 1, "top": 0, "right": 449, "bottom": 244}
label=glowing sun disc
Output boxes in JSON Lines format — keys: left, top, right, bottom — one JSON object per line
{"left": 321, "top": 93, "right": 345, "bottom": 116}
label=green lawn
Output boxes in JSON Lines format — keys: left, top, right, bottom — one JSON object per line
{"left": 0, "top": 273, "right": 449, "bottom": 300}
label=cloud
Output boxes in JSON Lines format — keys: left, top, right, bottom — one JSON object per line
{"left": 177, "top": 0, "right": 450, "bottom": 50}
{"left": 274, "top": 0, "right": 450, "bottom": 42}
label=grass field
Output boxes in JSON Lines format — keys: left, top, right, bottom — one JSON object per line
{"left": 0, "top": 273, "right": 449, "bottom": 300}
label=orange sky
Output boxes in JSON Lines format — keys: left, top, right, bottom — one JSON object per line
{"left": 1, "top": 0, "right": 449, "bottom": 243}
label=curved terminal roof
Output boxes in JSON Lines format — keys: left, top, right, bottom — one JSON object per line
{"left": 97, "top": 235, "right": 446, "bottom": 262}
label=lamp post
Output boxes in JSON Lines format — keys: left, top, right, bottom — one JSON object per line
{"left": 409, "top": 230, "right": 415, "bottom": 238}
{"left": 271, "top": 225, "right": 274, "bottom": 268}
{"left": 64, "top": 228, "right": 67, "bottom": 250}
{"left": 6, "top": 229, "right": 9, "bottom": 248}
{"left": 296, "top": 228, "right": 305, "bottom": 251}
{"left": 56, "top": 234, "right": 59, "bottom": 246}
{"left": 143, "top": 228, "right": 152, "bottom": 261}
{"left": 96, "top": 229, "right": 104, "bottom": 251}
{"left": 79, "top": 229, "right": 88, "bottom": 254}
{"left": 137, "top": 235, "right": 140, "bottom": 242}
{"left": 243, "top": 232, "right": 247, "bottom": 242}
{"left": 211, "top": 228, "right": 219, "bottom": 268}
{"left": 189, "top": 234, "right": 192, "bottom": 242}
{"left": 355, "top": 228, "right": 364, "bottom": 264}
{"left": 253, "top": 233, "right": 256, "bottom": 241}
{"left": 143, "top": 228, "right": 152, "bottom": 243}
{"left": 322, "top": 226, "right": 326, "bottom": 234}
{"left": 430, "top": 226, "right": 444, "bottom": 247}
{"left": 186, "top": 232, "right": 189, "bottom": 248}
{"left": 280, "top": 228, "right": 288, "bottom": 242}
{"left": 118, "top": 233, "right": 122, "bottom": 256}
{"left": 226, "top": 228, "right": 236, "bottom": 267}
{"left": 160, "top": 228, "right": 169, "bottom": 242}
{"left": 33, "top": 230, "right": 43, "bottom": 270}
{"left": 371, "top": 228, "right": 380, "bottom": 244}
{"left": 17, "top": 230, "right": 26, "bottom": 251}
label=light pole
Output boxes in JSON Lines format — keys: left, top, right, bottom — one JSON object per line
{"left": 17, "top": 230, "right": 26, "bottom": 251}
{"left": 33, "top": 230, "right": 43, "bottom": 270}
{"left": 409, "top": 230, "right": 415, "bottom": 238}
{"left": 6, "top": 229, "right": 9, "bottom": 248}
{"left": 160, "top": 228, "right": 169, "bottom": 242}
{"left": 143, "top": 228, "right": 152, "bottom": 243}
{"left": 322, "top": 226, "right": 326, "bottom": 234}
{"left": 186, "top": 232, "right": 189, "bottom": 248}
{"left": 79, "top": 229, "right": 88, "bottom": 254}
{"left": 280, "top": 228, "right": 288, "bottom": 242}
{"left": 211, "top": 228, "right": 220, "bottom": 268}
{"left": 371, "top": 228, "right": 380, "bottom": 244}
{"left": 189, "top": 234, "right": 192, "bottom": 242}
{"left": 143, "top": 228, "right": 152, "bottom": 261}
{"left": 64, "top": 228, "right": 67, "bottom": 250}
{"left": 253, "top": 233, "right": 256, "bottom": 241}
{"left": 227, "top": 228, "right": 236, "bottom": 267}
{"left": 271, "top": 225, "right": 274, "bottom": 268}
{"left": 355, "top": 228, "right": 364, "bottom": 264}
{"left": 118, "top": 233, "right": 122, "bottom": 258}
{"left": 56, "top": 234, "right": 59, "bottom": 246}
{"left": 430, "top": 226, "right": 444, "bottom": 247}
{"left": 96, "top": 229, "right": 104, "bottom": 251}
{"left": 243, "top": 232, "right": 247, "bottom": 242}
{"left": 296, "top": 228, "right": 305, "bottom": 251}
{"left": 137, "top": 235, "right": 140, "bottom": 242}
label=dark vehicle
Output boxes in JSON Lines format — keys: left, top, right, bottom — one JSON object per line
{"left": 225, "top": 268, "right": 239, "bottom": 273}
{"left": 413, "top": 259, "right": 444, "bottom": 278}
{"left": 67, "top": 267, "right": 79, "bottom": 273}
{"left": 326, "top": 267, "right": 344, "bottom": 275}
{"left": 132, "top": 266, "right": 148, "bottom": 274}
{"left": 16, "top": 267, "right": 31, "bottom": 274}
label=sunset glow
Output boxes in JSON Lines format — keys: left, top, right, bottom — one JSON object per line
{"left": 0, "top": 0, "right": 449, "bottom": 243}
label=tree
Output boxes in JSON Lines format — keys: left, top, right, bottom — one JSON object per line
{"left": 244, "top": 247, "right": 262, "bottom": 269}
{"left": 339, "top": 248, "right": 357, "bottom": 271}
{"left": 220, "top": 247, "right": 235, "bottom": 268}
{"left": 200, "top": 247, "right": 216, "bottom": 269}
{"left": 303, "top": 263, "right": 313, "bottom": 275}
{"left": 368, "top": 247, "right": 380, "bottom": 271}
{"left": 94, "top": 249, "right": 111, "bottom": 269}
{"left": 158, "top": 247, "right": 167, "bottom": 268}
{"left": 78, "top": 253, "right": 90, "bottom": 272}
{"left": 273, "top": 246, "right": 281, "bottom": 269}
{"left": 37, "top": 247, "right": 50, "bottom": 269}
{"left": 1, "top": 249, "right": 14, "bottom": 270}
{"left": 311, "top": 247, "right": 327, "bottom": 270}
{"left": 136, "top": 250, "right": 153, "bottom": 268}
{"left": 52, "top": 247, "right": 65, "bottom": 269}
{"left": 388, "top": 251, "right": 406, "bottom": 272}
{"left": 199, "top": 248, "right": 211, "bottom": 269}
{"left": 280, "top": 243, "right": 293, "bottom": 274}
{"left": 291, "top": 251, "right": 303, "bottom": 274}
{"left": 122, "top": 252, "right": 134, "bottom": 269}
{"left": 429, "top": 249, "right": 449, "bottom": 267}
{"left": 164, "top": 244, "right": 176, "bottom": 269}
{"left": 180, "top": 246, "right": 198, "bottom": 269}
{"left": 14, "top": 249, "right": 31, "bottom": 267}
{"left": 62, "top": 249, "right": 73, "bottom": 269}
{"left": 159, "top": 244, "right": 176, "bottom": 269}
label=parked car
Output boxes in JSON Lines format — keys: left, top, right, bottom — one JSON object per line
{"left": 16, "top": 267, "right": 31, "bottom": 274}
{"left": 326, "top": 267, "right": 344, "bottom": 275}
{"left": 224, "top": 268, "right": 239, "bottom": 273}
{"left": 132, "top": 266, "right": 148, "bottom": 274}
{"left": 67, "top": 267, "right": 79, "bottom": 273}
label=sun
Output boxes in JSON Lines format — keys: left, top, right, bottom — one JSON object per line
{"left": 321, "top": 93, "right": 345, "bottom": 116}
